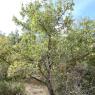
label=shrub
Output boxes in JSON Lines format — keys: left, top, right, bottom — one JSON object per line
{"left": 0, "top": 81, "right": 26, "bottom": 95}
{"left": 0, "top": 62, "right": 9, "bottom": 80}
{"left": 7, "top": 61, "right": 33, "bottom": 79}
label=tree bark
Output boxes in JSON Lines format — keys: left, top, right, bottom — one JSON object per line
{"left": 47, "top": 80, "right": 55, "bottom": 95}
{"left": 46, "top": 34, "right": 56, "bottom": 95}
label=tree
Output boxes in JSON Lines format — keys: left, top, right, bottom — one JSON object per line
{"left": 0, "top": 34, "right": 12, "bottom": 79}
{"left": 12, "top": 0, "right": 95, "bottom": 95}
{"left": 8, "top": 30, "right": 20, "bottom": 45}
{"left": 13, "top": 0, "right": 74, "bottom": 95}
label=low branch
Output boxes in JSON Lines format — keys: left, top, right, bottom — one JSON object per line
{"left": 68, "top": 52, "right": 91, "bottom": 63}
{"left": 30, "top": 76, "right": 47, "bottom": 85}
{"left": 38, "top": 62, "right": 48, "bottom": 80}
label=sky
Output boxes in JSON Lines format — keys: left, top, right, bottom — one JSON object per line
{"left": 0, "top": 0, "right": 95, "bottom": 34}
{"left": 73, "top": 0, "right": 95, "bottom": 18}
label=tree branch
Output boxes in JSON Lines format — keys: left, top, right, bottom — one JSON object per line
{"left": 30, "top": 76, "right": 47, "bottom": 85}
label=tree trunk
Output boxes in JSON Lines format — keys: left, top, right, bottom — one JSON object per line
{"left": 46, "top": 34, "right": 55, "bottom": 95}
{"left": 47, "top": 81, "right": 55, "bottom": 95}
{"left": 48, "top": 87, "right": 55, "bottom": 95}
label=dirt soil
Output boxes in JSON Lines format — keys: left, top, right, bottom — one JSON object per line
{"left": 25, "top": 80, "right": 49, "bottom": 95}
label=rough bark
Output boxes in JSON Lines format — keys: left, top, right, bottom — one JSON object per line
{"left": 47, "top": 79, "right": 55, "bottom": 95}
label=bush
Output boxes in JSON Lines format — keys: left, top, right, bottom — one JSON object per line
{"left": 53, "top": 63, "right": 89, "bottom": 95}
{"left": 0, "top": 62, "right": 9, "bottom": 80}
{"left": 0, "top": 81, "right": 26, "bottom": 95}
{"left": 7, "top": 61, "right": 33, "bottom": 79}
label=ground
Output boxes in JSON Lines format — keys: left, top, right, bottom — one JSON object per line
{"left": 25, "top": 79, "right": 49, "bottom": 95}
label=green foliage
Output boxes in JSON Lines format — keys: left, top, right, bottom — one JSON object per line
{"left": 0, "top": 81, "right": 26, "bottom": 95}
{"left": 59, "top": 29, "right": 94, "bottom": 64}
{"left": 7, "top": 61, "right": 35, "bottom": 79}
{"left": 0, "top": 62, "right": 9, "bottom": 80}
{"left": 8, "top": 30, "right": 20, "bottom": 45}
{"left": 0, "top": 35, "right": 13, "bottom": 64}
